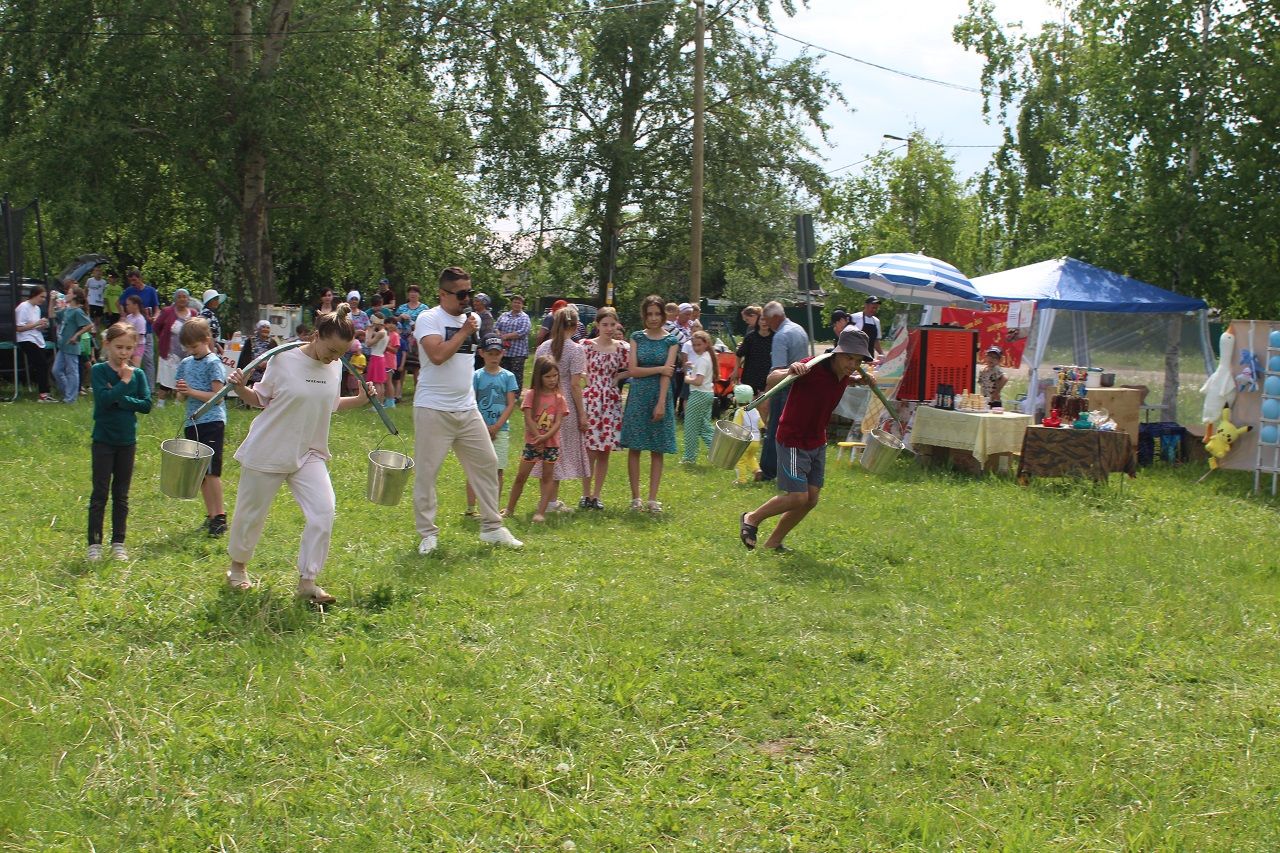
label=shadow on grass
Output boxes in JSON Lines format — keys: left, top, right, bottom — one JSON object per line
{"left": 196, "top": 584, "right": 326, "bottom": 640}
{"left": 769, "top": 549, "right": 876, "bottom": 590}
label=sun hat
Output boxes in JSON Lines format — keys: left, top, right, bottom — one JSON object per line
{"left": 832, "top": 328, "right": 873, "bottom": 359}
{"left": 346, "top": 290, "right": 361, "bottom": 302}
{"left": 201, "top": 288, "right": 225, "bottom": 308}
{"left": 255, "top": 320, "right": 272, "bottom": 331}
{"left": 733, "top": 384, "right": 755, "bottom": 405}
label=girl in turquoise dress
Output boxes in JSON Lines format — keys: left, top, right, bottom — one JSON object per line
{"left": 620, "top": 294, "right": 678, "bottom": 512}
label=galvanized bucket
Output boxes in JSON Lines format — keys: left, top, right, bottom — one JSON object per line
{"left": 367, "top": 437, "right": 414, "bottom": 506}
{"left": 708, "top": 419, "right": 754, "bottom": 470}
{"left": 860, "top": 428, "right": 905, "bottom": 475}
{"left": 160, "top": 437, "right": 214, "bottom": 499}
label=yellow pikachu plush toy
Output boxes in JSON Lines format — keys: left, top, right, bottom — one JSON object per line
{"left": 1204, "top": 406, "right": 1252, "bottom": 469}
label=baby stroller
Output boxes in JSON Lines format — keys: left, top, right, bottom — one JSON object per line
{"left": 712, "top": 351, "right": 737, "bottom": 419}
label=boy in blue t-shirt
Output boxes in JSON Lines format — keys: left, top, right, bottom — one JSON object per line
{"left": 465, "top": 336, "right": 519, "bottom": 515}
{"left": 174, "top": 317, "right": 230, "bottom": 535}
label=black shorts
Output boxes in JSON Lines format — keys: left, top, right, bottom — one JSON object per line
{"left": 88, "top": 304, "right": 105, "bottom": 320}
{"left": 185, "top": 420, "right": 226, "bottom": 478}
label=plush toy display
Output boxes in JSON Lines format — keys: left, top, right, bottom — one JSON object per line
{"left": 1236, "top": 348, "right": 1261, "bottom": 394}
{"left": 1200, "top": 331, "right": 1237, "bottom": 426}
{"left": 1203, "top": 406, "right": 1253, "bottom": 470}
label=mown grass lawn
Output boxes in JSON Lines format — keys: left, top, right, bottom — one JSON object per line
{"left": 1, "top": 396, "right": 1278, "bottom": 851}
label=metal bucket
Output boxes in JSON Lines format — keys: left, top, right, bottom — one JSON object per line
{"left": 708, "top": 419, "right": 754, "bottom": 470}
{"left": 367, "top": 446, "right": 414, "bottom": 506}
{"left": 860, "top": 428, "right": 905, "bottom": 475}
{"left": 160, "top": 438, "right": 214, "bottom": 499}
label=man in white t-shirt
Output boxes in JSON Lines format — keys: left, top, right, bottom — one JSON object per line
{"left": 85, "top": 264, "right": 108, "bottom": 321}
{"left": 413, "top": 266, "right": 523, "bottom": 554}
{"left": 851, "top": 296, "right": 884, "bottom": 357}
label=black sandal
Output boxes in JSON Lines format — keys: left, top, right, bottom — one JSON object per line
{"left": 739, "top": 512, "right": 758, "bottom": 550}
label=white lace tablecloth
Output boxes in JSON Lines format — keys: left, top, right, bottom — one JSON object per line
{"left": 908, "top": 407, "right": 1033, "bottom": 465}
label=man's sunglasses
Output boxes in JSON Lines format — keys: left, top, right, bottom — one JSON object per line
{"left": 442, "top": 288, "right": 472, "bottom": 299}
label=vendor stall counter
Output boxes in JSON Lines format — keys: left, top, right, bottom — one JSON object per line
{"left": 910, "top": 406, "right": 1033, "bottom": 474}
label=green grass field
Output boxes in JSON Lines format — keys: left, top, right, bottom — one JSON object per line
{"left": 2, "top": 394, "right": 1279, "bottom": 851}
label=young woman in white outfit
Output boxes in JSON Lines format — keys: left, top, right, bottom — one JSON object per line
{"left": 224, "top": 304, "right": 376, "bottom": 604}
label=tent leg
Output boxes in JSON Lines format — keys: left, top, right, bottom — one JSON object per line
{"left": 1198, "top": 310, "right": 1215, "bottom": 377}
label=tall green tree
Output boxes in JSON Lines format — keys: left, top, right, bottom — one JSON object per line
{"left": 820, "top": 133, "right": 978, "bottom": 276}
{"left": 519, "top": 0, "right": 835, "bottom": 307}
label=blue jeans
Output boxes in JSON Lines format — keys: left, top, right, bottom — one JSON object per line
{"left": 53, "top": 350, "right": 80, "bottom": 402}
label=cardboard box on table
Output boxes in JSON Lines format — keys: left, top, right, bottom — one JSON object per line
{"left": 1085, "top": 387, "right": 1142, "bottom": 455}
{"left": 1213, "top": 320, "right": 1280, "bottom": 472}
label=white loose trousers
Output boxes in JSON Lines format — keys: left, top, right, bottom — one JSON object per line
{"left": 413, "top": 407, "right": 503, "bottom": 537}
{"left": 228, "top": 453, "right": 335, "bottom": 580}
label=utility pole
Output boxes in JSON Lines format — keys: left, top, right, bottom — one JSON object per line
{"left": 689, "top": 0, "right": 705, "bottom": 305}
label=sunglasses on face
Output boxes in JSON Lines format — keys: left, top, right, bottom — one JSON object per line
{"left": 441, "top": 288, "right": 472, "bottom": 300}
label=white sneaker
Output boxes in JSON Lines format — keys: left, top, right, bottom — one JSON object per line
{"left": 110, "top": 543, "right": 129, "bottom": 561}
{"left": 87, "top": 544, "right": 102, "bottom": 561}
{"left": 479, "top": 527, "right": 524, "bottom": 549}
{"left": 418, "top": 534, "right": 438, "bottom": 555}
{"left": 547, "top": 500, "right": 575, "bottom": 514}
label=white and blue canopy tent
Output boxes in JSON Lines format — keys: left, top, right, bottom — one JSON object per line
{"left": 966, "top": 257, "right": 1212, "bottom": 417}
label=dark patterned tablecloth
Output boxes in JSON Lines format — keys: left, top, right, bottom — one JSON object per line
{"left": 1017, "top": 426, "right": 1137, "bottom": 483}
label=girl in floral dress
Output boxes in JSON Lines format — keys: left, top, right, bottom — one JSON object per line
{"left": 533, "top": 306, "right": 591, "bottom": 512}
{"left": 582, "top": 307, "right": 630, "bottom": 509}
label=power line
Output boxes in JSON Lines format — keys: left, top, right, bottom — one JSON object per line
{"left": 827, "top": 144, "right": 906, "bottom": 175}
{"left": 826, "top": 143, "right": 1000, "bottom": 175}
{"left": 740, "top": 19, "right": 982, "bottom": 94}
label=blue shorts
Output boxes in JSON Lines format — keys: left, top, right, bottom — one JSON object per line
{"left": 776, "top": 441, "right": 825, "bottom": 493}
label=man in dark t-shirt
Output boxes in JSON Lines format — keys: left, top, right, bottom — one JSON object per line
{"left": 738, "top": 328, "right": 874, "bottom": 552}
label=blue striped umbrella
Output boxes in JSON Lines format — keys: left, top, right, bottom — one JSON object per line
{"left": 833, "top": 252, "right": 986, "bottom": 308}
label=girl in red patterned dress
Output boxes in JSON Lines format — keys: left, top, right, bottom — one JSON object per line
{"left": 581, "top": 307, "right": 631, "bottom": 509}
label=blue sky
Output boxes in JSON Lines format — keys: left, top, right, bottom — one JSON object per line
{"left": 765, "top": 0, "right": 1061, "bottom": 180}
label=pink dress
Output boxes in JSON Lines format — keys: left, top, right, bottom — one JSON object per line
{"left": 533, "top": 338, "right": 589, "bottom": 480}
{"left": 582, "top": 339, "right": 629, "bottom": 451}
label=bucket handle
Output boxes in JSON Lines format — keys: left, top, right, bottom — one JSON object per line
{"left": 373, "top": 432, "right": 412, "bottom": 468}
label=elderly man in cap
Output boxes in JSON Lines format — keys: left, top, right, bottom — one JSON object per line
{"left": 739, "top": 328, "right": 875, "bottom": 552}
{"left": 199, "top": 289, "right": 226, "bottom": 351}
{"left": 851, "top": 296, "right": 884, "bottom": 357}
{"left": 665, "top": 302, "right": 696, "bottom": 416}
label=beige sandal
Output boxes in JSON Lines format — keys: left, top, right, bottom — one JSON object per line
{"left": 225, "top": 569, "right": 252, "bottom": 591}
{"left": 296, "top": 580, "right": 336, "bottom": 606}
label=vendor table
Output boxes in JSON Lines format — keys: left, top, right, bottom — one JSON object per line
{"left": 1017, "top": 425, "right": 1137, "bottom": 483}
{"left": 910, "top": 406, "right": 1034, "bottom": 474}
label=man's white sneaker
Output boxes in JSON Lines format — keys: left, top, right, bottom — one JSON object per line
{"left": 418, "top": 534, "right": 439, "bottom": 555}
{"left": 110, "top": 543, "right": 129, "bottom": 561}
{"left": 479, "top": 527, "right": 523, "bottom": 549}
{"left": 87, "top": 544, "right": 102, "bottom": 561}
